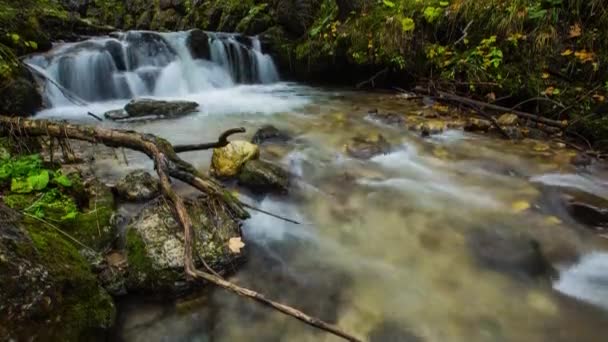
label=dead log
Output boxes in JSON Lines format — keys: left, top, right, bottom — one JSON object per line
{"left": 0, "top": 116, "right": 362, "bottom": 342}
{"left": 414, "top": 88, "right": 568, "bottom": 129}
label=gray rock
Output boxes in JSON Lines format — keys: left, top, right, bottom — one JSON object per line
{"left": 114, "top": 170, "right": 160, "bottom": 202}
{"left": 125, "top": 197, "right": 244, "bottom": 293}
{"left": 187, "top": 29, "right": 211, "bottom": 60}
{"left": 113, "top": 98, "right": 199, "bottom": 119}
{"left": 238, "top": 159, "right": 290, "bottom": 194}
{"left": 568, "top": 201, "right": 608, "bottom": 231}
{"left": 251, "top": 125, "right": 291, "bottom": 145}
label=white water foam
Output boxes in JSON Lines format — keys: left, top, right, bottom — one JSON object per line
{"left": 554, "top": 252, "right": 608, "bottom": 310}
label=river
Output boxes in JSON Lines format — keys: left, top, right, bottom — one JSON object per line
{"left": 26, "top": 30, "right": 608, "bottom": 342}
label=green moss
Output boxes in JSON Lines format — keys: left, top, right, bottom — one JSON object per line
{"left": 24, "top": 226, "right": 115, "bottom": 339}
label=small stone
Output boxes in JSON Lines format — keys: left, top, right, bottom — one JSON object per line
{"left": 367, "top": 111, "right": 405, "bottom": 126}
{"left": 114, "top": 170, "right": 160, "bottom": 202}
{"left": 571, "top": 153, "right": 592, "bottom": 167}
{"left": 497, "top": 113, "right": 519, "bottom": 126}
{"left": 420, "top": 120, "right": 446, "bottom": 136}
{"left": 464, "top": 118, "right": 492, "bottom": 132}
{"left": 104, "top": 109, "right": 129, "bottom": 120}
{"left": 211, "top": 141, "right": 260, "bottom": 178}
{"left": 251, "top": 125, "right": 291, "bottom": 145}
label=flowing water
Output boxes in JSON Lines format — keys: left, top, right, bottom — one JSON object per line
{"left": 27, "top": 31, "right": 608, "bottom": 341}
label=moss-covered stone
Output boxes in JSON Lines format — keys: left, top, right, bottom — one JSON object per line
{"left": 124, "top": 196, "right": 245, "bottom": 293}
{"left": 0, "top": 204, "right": 115, "bottom": 341}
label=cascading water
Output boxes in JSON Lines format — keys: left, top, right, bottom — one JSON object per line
{"left": 25, "top": 30, "right": 280, "bottom": 107}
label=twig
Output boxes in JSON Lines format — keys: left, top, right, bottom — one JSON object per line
{"left": 356, "top": 68, "right": 388, "bottom": 89}
{"left": 509, "top": 97, "right": 566, "bottom": 110}
{"left": 241, "top": 202, "right": 301, "bottom": 225}
{"left": 462, "top": 103, "right": 511, "bottom": 140}
{"left": 173, "top": 128, "right": 247, "bottom": 153}
{"left": 87, "top": 112, "right": 104, "bottom": 121}
{"left": 454, "top": 20, "right": 473, "bottom": 45}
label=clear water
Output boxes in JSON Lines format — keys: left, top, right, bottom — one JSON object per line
{"left": 29, "top": 33, "right": 608, "bottom": 342}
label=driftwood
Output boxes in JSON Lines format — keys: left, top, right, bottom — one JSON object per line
{"left": 0, "top": 116, "right": 362, "bottom": 342}
{"left": 414, "top": 88, "right": 568, "bottom": 129}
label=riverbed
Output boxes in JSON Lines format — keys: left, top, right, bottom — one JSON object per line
{"left": 30, "top": 31, "right": 608, "bottom": 342}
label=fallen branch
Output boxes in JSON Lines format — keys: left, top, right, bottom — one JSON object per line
{"left": 356, "top": 68, "right": 388, "bottom": 89}
{"left": 0, "top": 116, "right": 361, "bottom": 342}
{"left": 415, "top": 89, "right": 567, "bottom": 129}
{"left": 174, "top": 128, "right": 246, "bottom": 153}
{"left": 461, "top": 103, "right": 511, "bottom": 140}
{"left": 454, "top": 20, "right": 474, "bottom": 45}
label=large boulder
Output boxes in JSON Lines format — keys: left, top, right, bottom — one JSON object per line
{"left": 238, "top": 159, "right": 290, "bottom": 194}
{"left": 467, "top": 228, "right": 553, "bottom": 280}
{"left": 114, "top": 170, "right": 160, "bottom": 202}
{"left": 186, "top": 29, "right": 211, "bottom": 60}
{"left": 345, "top": 134, "right": 391, "bottom": 159}
{"left": 0, "top": 63, "right": 43, "bottom": 116}
{"left": 124, "top": 197, "right": 245, "bottom": 293}
{"left": 104, "top": 99, "right": 199, "bottom": 120}
{"left": 0, "top": 204, "right": 115, "bottom": 341}
{"left": 211, "top": 141, "right": 260, "bottom": 178}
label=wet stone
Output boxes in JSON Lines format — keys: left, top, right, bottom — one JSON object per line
{"left": 567, "top": 202, "right": 608, "bottom": 231}
{"left": 571, "top": 153, "right": 592, "bottom": 167}
{"left": 367, "top": 109, "right": 405, "bottom": 126}
{"left": 114, "top": 170, "right": 160, "bottom": 202}
{"left": 466, "top": 228, "right": 553, "bottom": 280}
{"left": 251, "top": 125, "right": 291, "bottom": 145}
{"left": 368, "top": 321, "right": 423, "bottom": 342}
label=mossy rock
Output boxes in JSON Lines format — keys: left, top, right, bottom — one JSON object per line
{"left": 211, "top": 140, "right": 260, "bottom": 178}
{"left": 0, "top": 204, "right": 115, "bottom": 341}
{"left": 124, "top": 197, "right": 245, "bottom": 293}
{"left": 238, "top": 159, "right": 290, "bottom": 194}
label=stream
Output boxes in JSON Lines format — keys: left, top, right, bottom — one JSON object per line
{"left": 27, "top": 30, "right": 608, "bottom": 341}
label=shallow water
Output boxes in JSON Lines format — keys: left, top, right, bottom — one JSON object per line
{"left": 37, "top": 83, "right": 608, "bottom": 342}
{"left": 28, "top": 30, "right": 608, "bottom": 342}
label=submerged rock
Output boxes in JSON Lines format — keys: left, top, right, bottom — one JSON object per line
{"left": 114, "top": 170, "right": 160, "bottom": 202}
{"left": 368, "top": 321, "right": 423, "bottom": 342}
{"left": 467, "top": 228, "right": 553, "bottom": 279}
{"left": 124, "top": 197, "right": 244, "bottom": 293}
{"left": 568, "top": 202, "right": 608, "bottom": 231}
{"left": 345, "top": 134, "right": 391, "bottom": 159}
{"left": 367, "top": 109, "right": 405, "bottom": 126}
{"left": 251, "top": 125, "right": 291, "bottom": 145}
{"left": 211, "top": 140, "right": 260, "bottom": 178}
{"left": 238, "top": 159, "right": 290, "bottom": 194}
{"left": 187, "top": 29, "right": 211, "bottom": 60}
{"left": 0, "top": 204, "right": 115, "bottom": 341}
{"left": 123, "top": 98, "right": 199, "bottom": 119}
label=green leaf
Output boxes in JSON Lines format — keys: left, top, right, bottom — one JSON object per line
{"left": 383, "top": 0, "right": 395, "bottom": 8}
{"left": 27, "top": 170, "right": 49, "bottom": 191}
{"left": 439, "top": 1, "right": 449, "bottom": 7}
{"left": 61, "top": 211, "right": 77, "bottom": 221}
{"left": 423, "top": 7, "right": 443, "bottom": 23}
{"left": 401, "top": 17, "right": 415, "bottom": 32}
{"left": 53, "top": 173, "right": 73, "bottom": 187}
{"left": 11, "top": 177, "right": 33, "bottom": 193}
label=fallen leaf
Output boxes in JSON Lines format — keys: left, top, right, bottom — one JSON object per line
{"left": 512, "top": 200, "right": 531, "bottom": 213}
{"left": 592, "top": 94, "right": 606, "bottom": 103}
{"left": 574, "top": 50, "right": 595, "bottom": 63}
{"left": 569, "top": 23, "right": 582, "bottom": 38}
{"left": 486, "top": 92, "right": 496, "bottom": 102}
{"left": 228, "top": 237, "right": 245, "bottom": 254}
{"left": 541, "top": 72, "right": 550, "bottom": 79}
{"left": 544, "top": 216, "right": 562, "bottom": 225}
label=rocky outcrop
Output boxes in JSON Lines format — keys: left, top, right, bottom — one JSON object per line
{"left": 114, "top": 170, "right": 160, "bottom": 202}
{"left": 238, "top": 159, "right": 290, "bottom": 194}
{"left": 104, "top": 99, "right": 199, "bottom": 120}
{"left": 0, "top": 204, "right": 115, "bottom": 341}
{"left": 187, "top": 29, "right": 211, "bottom": 60}
{"left": 211, "top": 140, "right": 260, "bottom": 178}
{"left": 345, "top": 134, "right": 391, "bottom": 159}
{"left": 124, "top": 197, "right": 244, "bottom": 293}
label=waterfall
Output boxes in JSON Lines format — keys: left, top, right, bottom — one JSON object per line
{"left": 25, "top": 30, "right": 281, "bottom": 107}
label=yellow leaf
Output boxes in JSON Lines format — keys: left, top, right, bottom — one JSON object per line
{"left": 543, "top": 86, "right": 555, "bottom": 96}
{"left": 433, "top": 104, "right": 449, "bottom": 113}
{"left": 561, "top": 49, "right": 573, "bottom": 56}
{"left": 228, "top": 237, "right": 245, "bottom": 254}
{"left": 574, "top": 50, "right": 595, "bottom": 63}
{"left": 512, "top": 200, "right": 530, "bottom": 213}
{"left": 569, "top": 24, "right": 582, "bottom": 38}
{"left": 541, "top": 72, "right": 550, "bottom": 79}
{"left": 544, "top": 216, "right": 562, "bottom": 225}
{"left": 592, "top": 94, "right": 606, "bottom": 103}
